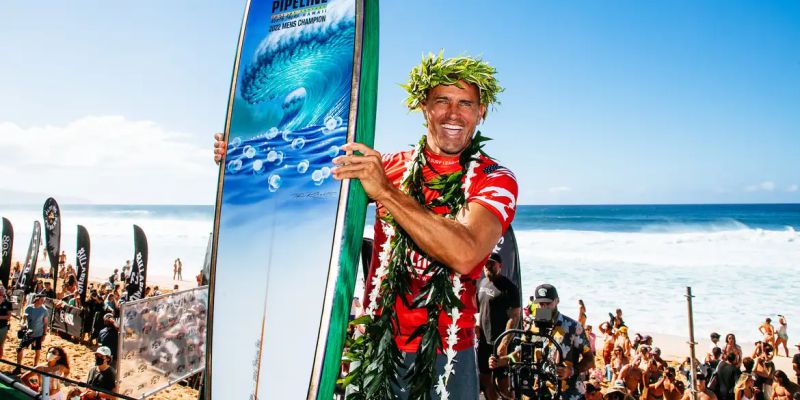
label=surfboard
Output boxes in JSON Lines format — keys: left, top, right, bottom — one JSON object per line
{"left": 205, "top": 0, "right": 378, "bottom": 398}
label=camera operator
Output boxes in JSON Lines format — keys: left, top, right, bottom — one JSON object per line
{"left": 490, "top": 284, "right": 595, "bottom": 400}
{"left": 477, "top": 251, "right": 521, "bottom": 400}
{"left": 12, "top": 293, "right": 49, "bottom": 375}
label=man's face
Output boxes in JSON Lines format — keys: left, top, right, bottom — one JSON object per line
{"left": 537, "top": 298, "right": 559, "bottom": 313}
{"left": 483, "top": 259, "right": 501, "bottom": 280}
{"left": 422, "top": 81, "right": 486, "bottom": 156}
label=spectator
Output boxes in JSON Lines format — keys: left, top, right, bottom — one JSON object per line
{"left": 13, "top": 294, "right": 49, "bottom": 374}
{"left": 98, "top": 313, "right": 119, "bottom": 361}
{"left": 43, "top": 280, "right": 56, "bottom": 298}
{"left": 0, "top": 291, "right": 11, "bottom": 359}
{"left": 19, "top": 346, "right": 70, "bottom": 399}
{"left": 734, "top": 373, "right": 757, "bottom": 400}
{"left": 80, "top": 346, "right": 117, "bottom": 399}
{"left": 714, "top": 351, "right": 741, "bottom": 400}
{"left": 793, "top": 342, "right": 800, "bottom": 385}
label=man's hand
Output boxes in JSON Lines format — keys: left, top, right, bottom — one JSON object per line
{"left": 489, "top": 355, "right": 507, "bottom": 369}
{"left": 332, "top": 142, "right": 394, "bottom": 202}
{"left": 213, "top": 133, "right": 226, "bottom": 164}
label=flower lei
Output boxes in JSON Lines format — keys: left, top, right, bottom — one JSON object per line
{"left": 342, "top": 132, "right": 492, "bottom": 400}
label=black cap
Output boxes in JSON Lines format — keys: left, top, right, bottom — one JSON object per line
{"left": 488, "top": 251, "right": 503, "bottom": 264}
{"left": 534, "top": 283, "right": 558, "bottom": 303}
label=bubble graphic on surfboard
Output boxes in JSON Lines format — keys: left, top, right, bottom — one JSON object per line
{"left": 297, "top": 160, "right": 309, "bottom": 174}
{"left": 243, "top": 145, "right": 256, "bottom": 158}
{"left": 267, "top": 174, "right": 281, "bottom": 192}
{"left": 228, "top": 159, "right": 242, "bottom": 173}
{"left": 265, "top": 127, "right": 279, "bottom": 140}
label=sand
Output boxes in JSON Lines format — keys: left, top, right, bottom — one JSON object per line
{"left": 0, "top": 276, "right": 200, "bottom": 400}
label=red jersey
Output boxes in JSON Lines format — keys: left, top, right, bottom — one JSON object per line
{"left": 364, "top": 148, "right": 518, "bottom": 352}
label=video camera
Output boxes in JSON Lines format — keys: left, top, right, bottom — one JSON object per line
{"left": 492, "top": 307, "right": 563, "bottom": 400}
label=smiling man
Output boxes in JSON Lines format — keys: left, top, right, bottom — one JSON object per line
{"left": 332, "top": 53, "right": 518, "bottom": 399}
{"left": 212, "top": 53, "right": 517, "bottom": 399}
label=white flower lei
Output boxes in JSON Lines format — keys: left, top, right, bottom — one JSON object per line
{"left": 365, "top": 139, "right": 481, "bottom": 399}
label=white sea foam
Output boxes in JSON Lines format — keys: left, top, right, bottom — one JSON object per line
{"left": 515, "top": 228, "right": 800, "bottom": 343}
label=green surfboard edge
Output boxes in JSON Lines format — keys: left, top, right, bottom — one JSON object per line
{"left": 317, "top": 0, "right": 379, "bottom": 398}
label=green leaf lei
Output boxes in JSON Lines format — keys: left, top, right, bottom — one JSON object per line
{"left": 342, "top": 132, "right": 492, "bottom": 400}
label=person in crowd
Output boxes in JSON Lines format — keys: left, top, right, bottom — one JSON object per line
{"left": 726, "top": 333, "right": 744, "bottom": 368}
{"left": 743, "top": 357, "right": 756, "bottom": 374}
{"left": 735, "top": 373, "right": 758, "bottom": 400}
{"left": 10, "top": 262, "right": 22, "bottom": 287}
{"left": 579, "top": 299, "right": 587, "bottom": 327}
{"left": 617, "top": 362, "right": 645, "bottom": 398}
{"left": 648, "top": 367, "right": 682, "bottom": 400}
{"left": 64, "top": 263, "right": 76, "bottom": 280}
{"left": 58, "top": 250, "right": 66, "bottom": 269}
{"left": 754, "top": 343, "right": 776, "bottom": 400}
{"left": 80, "top": 346, "right": 117, "bottom": 399}
{"left": 586, "top": 380, "right": 603, "bottom": 400}
{"left": 651, "top": 347, "right": 668, "bottom": 371}
{"left": 20, "top": 346, "right": 70, "bottom": 400}
{"left": 97, "top": 313, "right": 119, "bottom": 362}
{"left": 775, "top": 316, "right": 789, "bottom": 358}
{"left": 608, "top": 345, "right": 630, "bottom": 382}
{"left": 586, "top": 325, "right": 597, "bottom": 354}
{"left": 476, "top": 251, "right": 520, "bottom": 400}
{"left": 605, "top": 380, "right": 632, "bottom": 400}
{"left": 84, "top": 289, "right": 104, "bottom": 345}
{"left": 714, "top": 352, "right": 742, "bottom": 400}
{"left": 772, "top": 371, "right": 799, "bottom": 400}
{"left": 682, "top": 374, "right": 719, "bottom": 400}
{"left": 609, "top": 308, "right": 625, "bottom": 330}
{"left": 103, "top": 292, "right": 118, "bottom": 318}
{"left": 108, "top": 269, "right": 118, "bottom": 286}
{"left": 602, "top": 324, "right": 617, "bottom": 366}
{"left": 634, "top": 345, "right": 653, "bottom": 371}
{"left": 176, "top": 257, "right": 183, "bottom": 280}
{"left": 0, "top": 290, "right": 12, "bottom": 359}
{"left": 616, "top": 326, "right": 633, "bottom": 358}
{"left": 43, "top": 280, "right": 56, "bottom": 298}
{"left": 491, "top": 284, "right": 594, "bottom": 400}
{"left": 13, "top": 294, "right": 49, "bottom": 374}
{"left": 760, "top": 319, "right": 777, "bottom": 351}
{"left": 707, "top": 332, "right": 722, "bottom": 360}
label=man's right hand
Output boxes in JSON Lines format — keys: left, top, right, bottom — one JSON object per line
{"left": 213, "top": 133, "right": 226, "bottom": 164}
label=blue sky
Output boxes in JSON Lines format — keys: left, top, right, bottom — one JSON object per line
{"left": 0, "top": 1, "right": 798, "bottom": 205}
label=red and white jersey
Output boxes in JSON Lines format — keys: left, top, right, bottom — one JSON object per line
{"left": 364, "top": 147, "right": 518, "bottom": 352}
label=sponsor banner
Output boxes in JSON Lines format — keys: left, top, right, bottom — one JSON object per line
{"left": 50, "top": 301, "right": 84, "bottom": 338}
{"left": 16, "top": 221, "right": 41, "bottom": 294}
{"left": 1, "top": 217, "right": 13, "bottom": 288}
{"left": 117, "top": 287, "right": 208, "bottom": 399}
{"left": 126, "top": 225, "right": 148, "bottom": 301}
{"left": 42, "top": 197, "right": 62, "bottom": 292}
{"left": 76, "top": 225, "right": 91, "bottom": 305}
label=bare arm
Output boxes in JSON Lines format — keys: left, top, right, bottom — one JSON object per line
{"left": 332, "top": 142, "right": 503, "bottom": 274}
{"left": 498, "top": 307, "right": 521, "bottom": 354}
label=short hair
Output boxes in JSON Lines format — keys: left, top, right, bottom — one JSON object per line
{"left": 726, "top": 352, "right": 737, "bottom": 362}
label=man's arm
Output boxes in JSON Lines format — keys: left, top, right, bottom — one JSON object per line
{"left": 332, "top": 142, "right": 505, "bottom": 274}
{"left": 497, "top": 307, "right": 521, "bottom": 355}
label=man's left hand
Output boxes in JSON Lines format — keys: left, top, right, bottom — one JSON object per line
{"left": 332, "top": 143, "right": 393, "bottom": 202}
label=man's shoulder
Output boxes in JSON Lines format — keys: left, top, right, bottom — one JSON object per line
{"left": 473, "top": 155, "right": 516, "bottom": 182}
{"left": 496, "top": 275, "right": 519, "bottom": 294}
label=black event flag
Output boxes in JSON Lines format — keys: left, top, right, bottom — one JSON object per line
{"left": 201, "top": 232, "right": 212, "bottom": 286}
{"left": 17, "top": 221, "right": 41, "bottom": 294}
{"left": 75, "top": 225, "right": 91, "bottom": 305}
{"left": 1, "top": 217, "right": 13, "bottom": 288}
{"left": 43, "top": 197, "right": 62, "bottom": 293}
{"left": 126, "top": 225, "right": 148, "bottom": 300}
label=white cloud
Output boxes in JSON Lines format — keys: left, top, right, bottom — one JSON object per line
{"left": 547, "top": 186, "right": 572, "bottom": 194}
{"left": 0, "top": 116, "right": 216, "bottom": 204}
{"left": 787, "top": 184, "right": 799, "bottom": 193}
{"left": 745, "top": 181, "right": 775, "bottom": 192}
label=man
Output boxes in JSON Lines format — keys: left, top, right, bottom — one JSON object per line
{"left": 648, "top": 367, "right": 682, "bottom": 400}
{"left": 97, "top": 313, "right": 119, "bottom": 361}
{"left": 81, "top": 346, "right": 118, "bottom": 399}
{"left": 490, "top": 284, "right": 594, "bottom": 400}
{"left": 42, "top": 280, "right": 56, "bottom": 298}
{"left": 792, "top": 342, "right": 799, "bottom": 384}
{"left": 681, "top": 374, "right": 718, "bottom": 400}
{"left": 13, "top": 293, "right": 49, "bottom": 374}
{"left": 605, "top": 380, "right": 632, "bottom": 400}
{"left": 0, "top": 291, "right": 12, "bottom": 359}
{"left": 585, "top": 381, "right": 603, "bottom": 400}
{"left": 713, "top": 351, "right": 741, "bottom": 400}
{"left": 476, "top": 251, "right": 520, "bottom": 400}
{"left": 707, "top": 332, "right": 722, "bottom": 363}
{"left": 618, "top": 362, "right": 645, "bottom": 398}
{"left": 215, "top": 54, "right": 515, "bottom": 398}
{"left": 58, "top": 250, "right": 66, "bottom": 269}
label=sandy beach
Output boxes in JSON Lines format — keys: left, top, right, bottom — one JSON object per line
{"left": 1, "top": 272, "right": 201, "bottom": 400}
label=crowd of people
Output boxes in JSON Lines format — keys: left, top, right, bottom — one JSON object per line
{"left": 0, "top": 255, "right": 197, "bottom": 399}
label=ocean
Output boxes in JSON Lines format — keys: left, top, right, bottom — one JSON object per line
{"left": 1, "top": 203, "right": 797, "bottom": 343}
